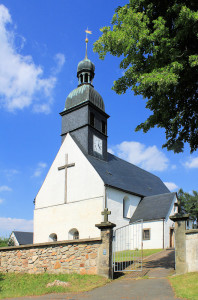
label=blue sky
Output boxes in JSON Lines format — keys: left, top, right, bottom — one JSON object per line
{"left": 0, "top": 1, "right": 197, "bottom": 237}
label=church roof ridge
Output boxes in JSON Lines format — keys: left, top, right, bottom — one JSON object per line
{"left": 12, "top": 230, "right": 33, "bottom": 233}
{"left": 143, "top": 191, "right": 176, "bottom": 199}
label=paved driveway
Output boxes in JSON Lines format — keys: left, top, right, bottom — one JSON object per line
{"left": 6, "top": 249, "right": 182, "bottom": 300}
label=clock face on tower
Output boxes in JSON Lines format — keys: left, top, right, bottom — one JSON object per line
{"left": 93, "top": 135, "right": 103, "bottom": 155}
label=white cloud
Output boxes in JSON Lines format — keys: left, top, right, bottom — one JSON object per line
{"left": 5, "top": 169, "right": 19, "bottom": 175}
{"left": 0, "top": 198, "right": 4, "bottom": 204}
{"left": 53, "top": 53, "right": 66, "bottom": 74}
{"left": 171, "top": 165, "right": 177, "bottom": 170}
{"left": 164, "top": 182, "right": 178, "bottom": 191}
{"left": 108, "top": 148, "right": 114, "bottom": 154}
{"left": 110, "top": 141, "right": 169, "bottom": 171}
{"left": 33, "top": 162, "right": 47, "bottom": 177}
{"left": 184, "top": 157, "right": 198, "bottom": 169}
{"left": 0, "top": 4, "right": 65, "bottom": 114}
{"left": 0, "top": 217, "right": 33, "bottom": 232}
{"left": 1, "top": 168, "right": 19, "bottom": 180}
{"left": 0, "top": 185, "right": 12, "bottom": 192}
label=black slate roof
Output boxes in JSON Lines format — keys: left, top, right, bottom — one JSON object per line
{"left": 85, "top": 152, "right": 170, "bottom": 197}
{"left": 13, "top": 231, "right": 33, "bottom": 245}
{"left": 130, "top": 192, "right": 176, "bottom": 222}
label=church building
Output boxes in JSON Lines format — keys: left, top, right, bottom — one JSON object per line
{"left": 34, "top": 39, "right": 178, "bottom": 249}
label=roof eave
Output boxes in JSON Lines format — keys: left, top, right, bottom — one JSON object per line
{"left": 105, "top": 183, "right": 144, "bottom": 198}
{"left": 130, "top": 217, "right": 165, "bottom": 223}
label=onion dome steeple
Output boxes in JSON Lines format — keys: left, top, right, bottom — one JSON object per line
{"left": 65, "top": 36, "right": 105, "bottom": 112}
{"left": 60, "top": 31, "right": 109, "bottom": 161}
{"left": 77, "top": 37, "right": 95, "bottom": 85}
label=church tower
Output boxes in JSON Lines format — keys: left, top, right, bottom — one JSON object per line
{"left": 34, "top": 35, "right": 173, "bottom": 246}
{"left": 60, "top": 38, "right": 109, "bottom": 161}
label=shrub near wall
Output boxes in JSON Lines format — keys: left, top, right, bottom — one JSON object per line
{"left": 0, "top": 238, "right": 101, "bottom": 275}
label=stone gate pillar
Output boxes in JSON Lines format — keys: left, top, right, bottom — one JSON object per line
{"left": 96, "top": 208, "right": 116, "bottom": 279}
{"left": 170, "top": 213, "right": 189, "bottom": 274}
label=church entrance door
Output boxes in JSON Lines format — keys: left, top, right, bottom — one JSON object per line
{"left": 170, "top": 228, "right": 174, "bottom": 248}
{"left": 112, "top": 220, "right": 143, "bottom": 273}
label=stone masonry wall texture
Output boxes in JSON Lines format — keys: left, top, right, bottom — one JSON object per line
{"left": 0, "top": 238, "right": 101, "bottom": 275}
{"left": 186, "top": 230, "right": 198, "bottom": 272}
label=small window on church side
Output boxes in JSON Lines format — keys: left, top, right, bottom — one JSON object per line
{"left": 90, "top": 112, "right": 95, "bottom": 127}
{"left": 49, "top": 233, "right": 57, "bottom": 242}
{"left": 143, "top": 229, "right": 150, "bottom": 240}
{"left": 102, "top": 121, "right": 106, "bottom": 134}
{"left": 73, "top": 231, "right": 79, "bottom": 240}
{"left": 68, "top": 228, "right": 79, "bottom": 240}
{"left": 174, "top": 203, "right": 178, "bottom": 213}
{"left": 123, "top": 196, "right": 130, "bottom": 219}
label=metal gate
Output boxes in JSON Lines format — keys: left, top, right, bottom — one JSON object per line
{"left": 113, "top": 220, "right": 143, "bottom": 272}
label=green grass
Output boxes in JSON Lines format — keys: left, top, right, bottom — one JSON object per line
{"left": 169, "top": 272, "right": 198, "bottom": 300}
{"left": 114, "top": 248, "right": 163, "bottom": 262}
{"left": 0, "top": 237, "right": 9, "bottom": 248}
{"left": 0, "top": 272, "right": 110, "bottom": 299}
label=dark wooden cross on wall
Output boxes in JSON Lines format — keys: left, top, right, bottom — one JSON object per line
{"left": 101, "top": 208, "right": 111, "bottom": 223}
{"left": 58, "top": 154, "right": 75, "bottom": 204}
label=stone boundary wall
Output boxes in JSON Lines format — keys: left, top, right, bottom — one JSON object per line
{"left": 0, "top": 238, "right": 101, "bottom": 275}
{"left": 170, "top": 214, "right": 198, "bottom": 274}
{"left": 186, "top": 229, "right": 198, "bottom": 272}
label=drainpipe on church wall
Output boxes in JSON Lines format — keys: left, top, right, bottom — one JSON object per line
{"left": 163, "top": 218, "right": 165, "bottom": 249}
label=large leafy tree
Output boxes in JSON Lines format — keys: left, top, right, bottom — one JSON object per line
{"left": 94, "top": 0, "right": 198, "bottom": 153}
{"left": 178, "top": 188, "right": 198, "bottom": 223}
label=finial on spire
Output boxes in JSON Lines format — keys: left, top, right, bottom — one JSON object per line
{"left": 85, "top": 28, "right": 92, "bottom": 59}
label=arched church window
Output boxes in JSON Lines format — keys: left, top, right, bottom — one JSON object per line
{"left": 90, "top": 112, "right": 95, "bottom": 127}
{"left": 49, "top": 233, "right": 57, "bottom": 242}
{"left": 68, "top": 228, "right": 79, "bottom": 240}
{"left": 102, "top": 121, "right": 106, "bottom": 134}
{"left": 80, "top": 74, "right": 83, "bottom": 84}
{"left": 123, "top": 196, "right": 130, "bottom": 219}
{"left": 85, "top": 73, "right": 88, "bottom": 83}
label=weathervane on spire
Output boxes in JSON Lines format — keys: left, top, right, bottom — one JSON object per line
{"left": 85, "top": 28, "right": 92, "bottom": 59}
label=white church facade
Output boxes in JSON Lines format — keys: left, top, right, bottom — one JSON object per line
{"left": 34, "top": 40, "right": 178, "bottom": 249}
